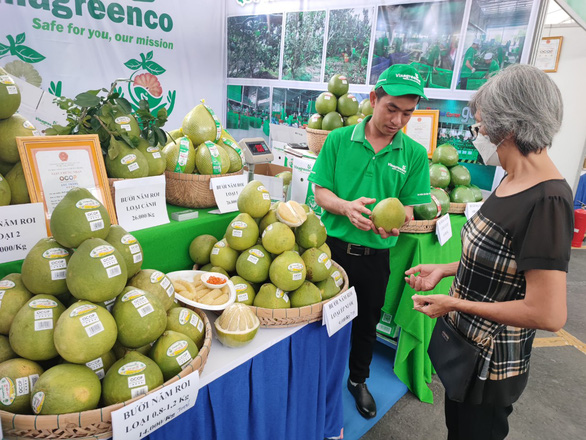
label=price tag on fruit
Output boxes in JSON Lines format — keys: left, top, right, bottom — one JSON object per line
{"left": 111, "top": 370, "right": 199, "bottom": 440}
{"left": 0, "top": 203, "right": 47, "bottom": 264}
{"left": 465, "top": 202, "right": 483, "bottom": 220}
{"left": 435, "top": 213, "right": 452, "bottom": 246}
{"left": 322, "top": 286, "right": 358, "bottom": 337}
{"left": 113, "top": 175, "right": 169, "bottom": 232}
{"left": 210, "top": 174, "right": 248, "bottom": 213}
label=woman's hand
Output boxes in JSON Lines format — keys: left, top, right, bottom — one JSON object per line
{"left": 404, "top": 264, "right": 446, "bottom": 292}
{"left": 412, "top": 294, "right": 456, "bottom": 319}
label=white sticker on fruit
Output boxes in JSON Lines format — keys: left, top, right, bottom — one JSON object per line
{"left": 23, "top": 120, "right": 35, "bottom": 129}
{"left": 247, "top": 255, "right": 259, "bottom": 264}
{"left": 325, "top": 260, "right": 332, "bottom": 270}
{"left": 121, "top": 290, "right": 144, "bottom": 302}
{"left": 147, "top": 146, "right": 160, "bottom": 153}
{"left": 29, "top": 374, "right": 39, "bottom": 389}
{"left": 115, "top": 116, "right": 131, "bottom": 124}
{"left": 42, "top": 248, "right": 69, "bottom": 259}
{"left": 31, "top": 391, "right": 44, "bottom": 414}
{"left": 80, "top": 312, "right": 100, "bottom": 327}
{"left": 292, "top": 273, "right": 302, "bottom": 281}
{"left": 250, "top": 249, "right": 264, "bottom": 258}
{"left": 95, "top": 369, "right": 105, "bottom": 380}
{"left": 237, "top": 293, "right": 249, "bottom": 302}
{"left": 0, "top": 377, "right": 15, "bottom": 406}
{"left": 106, "top": 265, "right": 122, "bottom": 278}
{"left": 262, "top": 193, "right": 270, "bottom": 200}
{"left": 179, "top": 309, "right": 190, "bottom": 325}
{"left": 86, "top": 357, "right": 104, "bottom": 370}
{"left": 51, "top": 269, "right": 67, "bottom": 280}
{"left": 85, "top": 321, "right": 104, "bottom": 337}
{"left": 34, "top": 319, "right": 53, "bottom": 331}
{"left": 71, "top": 305, "right": 98, "bottom": 320}
{"left": 122, "top": 234, "right": 138, "bottom": 245}
{"left": 15, "top": 377, "right": 29, "bottom": 396}
{"left": 189, "top": 313, "right": 200, "bottom": 328}
{"left": 101, "top": 255, "right": 118, "bottom": 268}
{"left": 165, "top": 284, "right": 174, "bottom": 297}
{"left": 215, "top": 241, "right": 226, "bottom": 248}
{"left": 137, "top": 304, "right": 154, "bottom": 317}
{"left": 90, "top": 245, "right": 115, "bottom": 258}
{"left": 176, "top": 351, "right": 192, "bottom": 367}
{"left": 29, "top": 299, "right": 58, "bottom": 309}
{"left": 160, "top": 277, "right": 170, "bottom": 289}
{"left": 150, "top": 271, "right": 164, "bottom": 284}
{"left": 325, "top": 95, "right": 331, "bottom": 100}
{"left": 235, "top": 283, "right": 247, "bottom": 292}
{"left": 127, "top": 374, "right": 146, "bottom": 388}
{"left": 167, "top": 340, "right": 188, "bottom": 357}
{"left": 211, "top": 248, "right": 220, "bottom": 255}
{"left": 231, "top": 221, "right": 247, "bottom": 229}
{"left": 232, "top": 230, "right": 243, "bottom": 237}
{"left": 128, "top": 162, "right": 140, "bottom": 172}
{"left": 34, "top": 309, "right": 53, "bottom": 320}
{"left": 152, "top": 152, "right": 162, "bottom": 159}
{"left": 85, "top": 210, "right": 102, "bottom": 222}
{"left": 133, "top": 253, "right": 143, "bottom": 263}
{"left": 0, "top": 280, "right": 15, "bottom": 289}
{"left": 131, "top": 385, "right": 149, "bottom": 398}
{"left": 276, "top": 288, "right": 284, "bottom": 299}
{"left": 6, "top": 85, "right": 18, "bottom": 95}
{"left": 90, "top": 220, "right": 105, "bottom": 231}
{"left": 118, "top": 361, "right": 146, "bottom": 376}
{"left": 49, "top": 259, "right": 67, "bottom": 270}
{"left": 129, "top": 243, "right": 141, "bottom": 254}
{"left": 196, "top": 318, "right": 204, "bottom": 332}
{"left": 120, "top": 154, "right": 137, "bottom": 165}
{"left": 331, "top": 270, "right": 343, "bottom": 287}
{"left": 76, "top": 198, "right": 100, "bottom": 210}
{"left": 132, "top": 296, "right": 149, "bottom": 309}
{"left": 104, "top": 298, "right": 116, "bottom": 311}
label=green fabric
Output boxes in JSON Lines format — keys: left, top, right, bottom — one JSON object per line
{"left": 0, "top": 205, "right": 238, "bottom": 279}
{"left": 308, "top": 115, "right": 431, "bottom": 249}
{"left": 460, "top": 46, "right": 477, "bottom": 78}
{"left": 488, "top": 59, "right": 500, "bottom": 76}
{"left": 384, "top": 214, "right": 467, "bottom": 403}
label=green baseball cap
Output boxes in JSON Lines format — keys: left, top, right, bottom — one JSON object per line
{"left": 375, "top": 64, "right": 427, "bottom": 99}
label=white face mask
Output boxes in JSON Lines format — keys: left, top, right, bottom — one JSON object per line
{"left": 472, "top": 133, "right": 503, "bottom": 167}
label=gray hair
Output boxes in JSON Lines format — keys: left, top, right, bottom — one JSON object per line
{"left": 469, "top": 64, "right": 563, "bottom": 155}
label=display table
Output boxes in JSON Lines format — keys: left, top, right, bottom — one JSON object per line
{"left": 384, "top": 214, "right": 468, "bottom": 403}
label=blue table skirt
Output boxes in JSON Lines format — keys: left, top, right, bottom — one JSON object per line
{"left": 147, "top": 321, "right": 351, "bottom": 440}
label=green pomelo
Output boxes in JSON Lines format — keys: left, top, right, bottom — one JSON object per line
{"left": 214, "top": 303, "right": 259, "bottom": 348}
{"left": 301, "top": 248, "right": 332, "bottom": 282}
{"left": 315, "top": 92, "right": 337, "bottom": 115}
{"left": 372, "top": 198, "right": 406, "bottom": 231}
{"left": 322, "top": 111, "right": 344, "bottom": 131}
{"left": 432, "top": 143, "right": 459, "bottom": 167}
{"left": 307, "top": 113, "right": 323, "bottom": 129}
{"left": 269, "top": 250, "right": 306, "bottom": 291}
{"left": 102, "top": 351, "right": 163, "bottom": 406}
{"left": 109, "top": 113, "right": 140, "bottom": 139}
{"left": 182, "top": 103, "right": 219, "bottom": 146}
{"left": 259, "top": 202, "right": 280, "bottom": 233}
{"left": 5, "top": 162, "right": 30, "bottom": 204}
{"left": 195, "top": 141, "right": 230, "bottom": 175}
{"left": 236, "top": 245, "right": 272, "bottom": 283}
{"left": 221, "top": 128, "right": 237, "bottom": 144}
{"left": 21, "top": 238, "right": 70, "bottom": 295}
{"left": 31, "top": 364, "right": 100, "bottom": 414}
{"left": 226, "top": 213, "right": 259, "bottom": 251}
{"left": 0, "top": 358, "right": 44, "bottom": 414}
{"left": 217, "top": 141, "right": 243, "bottom": 173}
{"left": 162, "top": 136, "right": 196, "bottom": 173}
{"left": 149, "top": 330, "right": 198, "bottom": 381}
{"left": 237, "top": 180, "right": 271, "bottom": 218}
{"left": 449, "top": 165, "right": 471, "bottom": 187}
{"left": 318, "top": 242, "right": 332, "bottom": 259}
{"left": 0, "top": 115, "right": 37, "bottom": 164}
{"left": 429, "top": 163, "right": 451, "bottom": 188}
{"left": 432, "top": 187, "right": 451, "bottom": 216}
{"left": 136, "top": 138, "right": 166, "bottom": 176}
{"left": 262, "top": 222, "right": 295, "bottom": 255}
{"left": 327, "top": 74, "right": 349, "bottom": 97}
{"left": 413, "top": 198, "right": 440, "bottom": 220}
{"left": 104, "top": 138, "right": 149, "bottom": 178}
{"left": 80, "top": 350, "right": 116, "bottom": 380}
{"left": 295, "top": 212, "right": 327, "bottom": 249}
{"left": 0, "top": 74, "right": 21, "bottom": 119}
{"left": 166, "top": 307, "right": 205, "bottom": 350}
{"left": 0, "top": 335, "right": 16, "bottom": 363}
{"left": 95, "top": 297, "right": 118, "bottom": 313}
{"left": 66, "top": 238, "right": 127, "bottom": 302}
{"left": 127, "top": 269, "right": 175, "bottom": 311}
{"left": 209, "top": 238, "right": 239, "bottom": 273}
{"left": 189, "top": 234, "right": 217, "bottom": 265}
{"left": 469, "top": 184, "right": 483, "bottom": 202}
{"left": 105, "top": 225, "right": 143, "bottom": 279}
{"left": 199, "top": 263, "right": 213, "bottom": 272}
{"left": 54, "top": 301, "right": 117, "bottom": 364}
{"left": 252, "top": 283, "right": 291, "bottom": 309}
{"left": 315, "top": 272, "right": 342, "bottom": 300}
{"left": 289, "top": 281, "right": 322, "bottom": 308}
{"left": 50, "top": 187, "right": 111, "bottom": 248}
{"left": 166, "top": 128, "right": 183, "bottom": 143}
{"left": 112, "top": 341, "right": 152, "bottom": 360}
{"left": 0, "top": 159, "right": 13, "bottom": 176}
{"left": 344, "top": 115, "right": 363, "bottom": 126}
{"left": 450, "top": 186, "right": 476, "bottom": 203}
{"left": 359, "top": 98, "right": 373, "bottom": 116}
{"left": 0, "top": 274, "right": 33, "bottom": 335}
{"left": 113, "top": 287, "right": 167, "bottom": 348}
{"left": 337, "top": 93, "right": 359, "bottom": 117}
{"left": 231, "top": 276, "right": 256, "bottom": 305}
{"left": 209, "top": 266, "right": 229, "bottom": 277}
{"left": 0, "top": 173, "right": 11, "bottom": 205}
{"left": 9, "top": 295, "right": 65, "bottom": 361}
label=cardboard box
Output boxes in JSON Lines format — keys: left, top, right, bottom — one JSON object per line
{"left": 246, "top": 163, "right": 292, "bottom": 202}
{"left": 376, "top": 311, "right": 400, "bottom": 339}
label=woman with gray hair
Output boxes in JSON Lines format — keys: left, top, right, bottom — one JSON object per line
{"left": 404, "top": 64, "right": 573, "bottom": 440}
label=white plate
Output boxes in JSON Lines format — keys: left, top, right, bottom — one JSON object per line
{"left": 167, "top": 270, "right": 236, "bottom": 311}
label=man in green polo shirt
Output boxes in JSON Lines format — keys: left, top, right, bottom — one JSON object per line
{"left": 459, "top": 39, "right": 480, "bottom": 89}
{"left": 309, "top": 64, "right": 431, "bottom": 419}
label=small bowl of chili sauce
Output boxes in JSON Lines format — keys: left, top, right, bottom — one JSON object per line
{"left": 201, "top": 272, "right": 229, "bottom": 289}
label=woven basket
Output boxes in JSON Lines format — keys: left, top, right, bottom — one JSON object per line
{"left": 306, "top": 127, "right": 330, "bottom": 155}
{"left": 448, "top": 202, "right": 466, "bottom": 214}
{"left": 247, "top": 261, "right": 349, "bottom": 328}
{"left": 0, "top": 307, "right": 211, "bottom": 440}
{"left": 165, "top": 169, "right": 244, "bottom": 209}
{"left": 400, "top": 218, "right": 438, "bottom": 233}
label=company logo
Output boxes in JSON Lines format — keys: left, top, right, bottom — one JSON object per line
{"left": 388, "top": 163, "right": 407, "bottom": 175}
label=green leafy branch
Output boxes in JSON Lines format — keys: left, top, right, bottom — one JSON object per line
{"left": 0, "top": 33, "right": 45, "bottom": 63}
{"left": 124, "top": 51, "right": 166, "bottom": 76}
{"left": 135, "top": 99, "right": 168, "bottom": 147}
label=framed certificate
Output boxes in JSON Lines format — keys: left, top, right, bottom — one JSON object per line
{"left": 16, "top": 134, "right": 117, "bottom": 235}
{"left": 402, "top": 110, "right": 439, "bottom": 158}
{"left": 534, "top": 36, "right": 563, "bottom": 73}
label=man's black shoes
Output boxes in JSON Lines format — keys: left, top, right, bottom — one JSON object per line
{"left": 347, "top": 378, "right": 376, "bottom": 419}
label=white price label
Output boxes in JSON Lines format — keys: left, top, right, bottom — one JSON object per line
{"left": 90, "top": 220, "right": 105, "bottom": 231}
{"left": 247, "top": 255, "right": 259, "bottom": 264}
{"left": 85, "top": 322, "right": 105, "bottom": 337}
{"left": 237, "top": 293, "right": 249, "bottom": 302}
{"left": 15, "top": 377, "right": 29, "bottom": 396}
{"left": 49, "top": 259, "right": 67, "bottom": 270}
{"left": 34, "top": 309, "right": 53, "bottom": 320}
{"left": 34, "top": 319, "right": 53, "bottom": 331}
{"left": 80, "top": 312, "right": 100, "bottom": 327}
{"left": 129, "top": 244, "right": 141, "bottom": 254}
{"left": 322, "top": 286, "right": 358, "bottom": 337}
{"left": 138, "top": 304, "right": 154, "bottom": 317}
{"left": 128, "top": 374, "right": 146, "bottom": 388}
{"left": 160, "top": 277, "right": 170, "bottom": 289}
{"left": 106, "top": 265, "right": 122, "bottom": 278}
{"left": 133, "top": 253, "right": 143, "bottom": 263}
{"left": 132, "top": 296, "right": 149, "bottom": 309}
{"left": 85, "top": 210, "right": 102, "bottom": 222}
{"left": 435, "top": 214, "right": 452, "bottom": 246}
{"left": 176, "top": 351, "right": 192, "bottom": 367}
{"left": 101, "top": 255, "right": 118, "bottom": 268}
{"left": 131, "top": 385, "right": 149, "bottom": 398}
{"left": 51, "top": 269, "right": 67, "bottom": 280}
{"left": 465, "top": 202, "right": 483, "bottom": 220}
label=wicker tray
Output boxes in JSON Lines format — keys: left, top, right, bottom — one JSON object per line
{"left": 306, "top": 127, "right": 330, "bottom": 155}
{"left": 400, "top": 218, "right": 438, "bottom": 233}
{"left": 247, "top": 261, "right": 349, "bottom": 328}
{"left": 0, "top": 307, "right": 211, "bottom": 440}
{"left": 165, "top": 169, "right": 244, "bottom": 209}
{"left": 448, "top": 202, "right": 466, "bottom": 214}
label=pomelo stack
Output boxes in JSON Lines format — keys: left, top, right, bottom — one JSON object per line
{"left": 163, "top": 100, "right": 246, "bottom": 208}
{"left": 306, "top": 74, "right": 370, "bottom": 155}
{"left": 187, "top": 180, "right": 348, "bottom": 328}
{"left": 0, "top": 186, "right": 211, "bottom": 438}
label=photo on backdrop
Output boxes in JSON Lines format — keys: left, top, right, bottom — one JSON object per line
{"left": 227, "top": 14, "right": 283, "bottom": 79}
{"left": 370, "top": 0, "right": 466, "bottom": 87}
{"left": 457, "top": 0, "right": 534, "bottom": 90}
{"left": 282, "top": 11, "right": 326, "bottom": 82}
{"left": 324, "top": 8, "right": 375, "bottom": 84}
{"left": 226, "top": 85, "right": 271, "bottom": 141}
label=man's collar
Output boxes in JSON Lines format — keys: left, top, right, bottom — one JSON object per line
{"left": 351, "top": 115, "right": 404, "bottom": 150}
